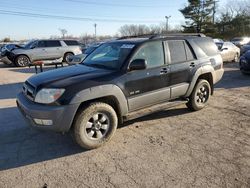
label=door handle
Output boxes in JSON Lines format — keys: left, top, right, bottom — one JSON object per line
{"left": 190, "top": 62, "right": 195, "bottom": 67}
{"left": 160, "top": 67, "right": 169, "bottom": 74}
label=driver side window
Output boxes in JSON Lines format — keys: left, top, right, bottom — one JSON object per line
{"left": 132, "top": 41, "right": 164, "bottom": 68}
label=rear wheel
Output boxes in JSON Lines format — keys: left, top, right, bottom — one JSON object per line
{"left": 74, "top": 102, "right": 118, "bottom": 149}
{"left": 15, "top": 55, "right": 30, "bottom": 67}
{"left": 63, "top": 52, "right": 74, "bottom": 64}
{"left": 186, "top": 79, "right": 211, "bottom": 111}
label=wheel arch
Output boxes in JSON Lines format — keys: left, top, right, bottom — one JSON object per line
{"left": 185, "top": 65, "right": 215, "bottom": 97}
{"left": 14, "top": 54, "right": 31, "bottom": 66}
{"left": 70, "top": 84, "right": 128, "bottom": 126}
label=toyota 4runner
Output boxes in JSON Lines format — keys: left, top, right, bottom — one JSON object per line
{"left": 17, "top": 34, "right": 224, "bottom": 149}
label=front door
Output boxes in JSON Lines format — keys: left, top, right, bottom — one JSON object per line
{"left": 125, "top": 41, "right": 171, "bottom": 111}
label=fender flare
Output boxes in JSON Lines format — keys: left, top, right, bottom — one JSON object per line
{"left": 185, "top": 65, "right": 215, "bottom": 97}
{"left": 70, "top": 84, "right": 128, "bottom": 116}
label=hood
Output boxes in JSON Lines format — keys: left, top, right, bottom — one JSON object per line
{"left": 11, "top": 48, "right": 26, "bottom": 54}
{"left": 27, "top": 64, "right": 114, "bottom": 88}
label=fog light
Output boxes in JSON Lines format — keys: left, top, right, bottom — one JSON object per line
{"left": 34, "top": 118, "right": 53, "bottom": 126}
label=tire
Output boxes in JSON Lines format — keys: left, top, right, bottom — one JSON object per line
{"left": 74, "top": 102, "right": 118, "bottom": 149}
{"left": 186, "top": 79, "right": 211, "bottom": 111}
{"left": 63, "top": 52, "right": 74, "bottom": 64}
{"left": 15, "top": 55, "right": 30, "bottom": 67}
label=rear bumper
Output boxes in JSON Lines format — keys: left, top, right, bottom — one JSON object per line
{"left": 16, "top": 92, "right": 79, "bottom": 132}
{"left": 213, "top": 68, "right": 224, "bottom": 84}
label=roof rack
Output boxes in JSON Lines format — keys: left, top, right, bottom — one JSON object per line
{"left": 117, "top": 33, "right": 206, "bottom": 40}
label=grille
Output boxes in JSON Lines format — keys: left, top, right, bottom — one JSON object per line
{"left": 23, "top": 81, "right": 36, "bottom": 101}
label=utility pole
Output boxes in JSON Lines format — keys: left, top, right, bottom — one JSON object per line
{"left": 94, "top": 23, "right": 97, "bottom": 41}
{"left": 165, "top": 16, "right": 171, "bottom": 32}
{"left": 212, "top": 1, "right": 219, "bottom": 24}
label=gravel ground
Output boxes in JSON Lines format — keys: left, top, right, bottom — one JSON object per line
{"left": 0, "top": 62, "right": 249, "bottom": 188}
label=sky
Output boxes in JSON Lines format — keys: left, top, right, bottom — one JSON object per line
{"left": 0, "top": 0, "right": 228, "bottom": 40}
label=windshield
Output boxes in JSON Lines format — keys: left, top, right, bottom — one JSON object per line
{"left": 23, "top": 40, "right": 37, "bottom": 49}
{"left": 84, "top": 45, "right": 99, "bottom": 55}
{"left": 82, "top": 42, "right": 135, "bottom": 70}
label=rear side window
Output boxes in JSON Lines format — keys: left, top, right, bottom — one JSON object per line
{"left": 168, "top": 40, "right": 186, "bottom": 63}
{"left": 46, "top": 40, "right": 61, "bottom": 47}
{"left": 132, "top": 41, "right": 164, "bottom": 68}
{"left": 64, "top": 40, "right": 79, "bottom": 46}
{"left": 192, "top": 38, "right": 218, "bottom": 56}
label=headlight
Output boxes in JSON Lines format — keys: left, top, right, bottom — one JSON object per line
{"left": 35, "top": 88, "right": 65, "bottom": 104}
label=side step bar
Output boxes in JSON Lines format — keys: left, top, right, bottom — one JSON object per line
{"left": 123, "top": 99, "right": 188, "bottom": 121}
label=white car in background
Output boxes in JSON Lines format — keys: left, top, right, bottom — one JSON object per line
{"left": 216, "top": 42, "right": 240, "bottom": 62}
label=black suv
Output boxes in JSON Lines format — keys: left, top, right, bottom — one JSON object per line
{"left": 17, "top": 34, "right": 224, "bottom": 149}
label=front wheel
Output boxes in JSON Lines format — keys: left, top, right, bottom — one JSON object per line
{"left": 186, "top": 79, "right": 211, "bottom": 111}
{"left": 74, "top": 102, "right": 118, "bottom": 149}
{"left": 15, "top": 55, "right": 30, "bottom": 67}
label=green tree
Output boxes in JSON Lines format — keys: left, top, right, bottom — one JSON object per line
{"left": 180, "top": 0, "right": 215, "bottom": 33}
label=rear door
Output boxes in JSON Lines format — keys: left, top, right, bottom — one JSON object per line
{"left": 167, "top": 40, "right": 196, "bottom": 99}
{"left": 45, "top": 40, "right": 62, "bottom": 60}
{"left": 125, "top": 41, "right": 171, "bottom": 111}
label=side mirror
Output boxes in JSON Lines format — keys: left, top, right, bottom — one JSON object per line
{"left": 129, "top": 59, "right": 147, "bottom": 71}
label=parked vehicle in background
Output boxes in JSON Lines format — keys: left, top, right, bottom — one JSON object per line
{"left": 213, "top": 38, "right": 224, "bottom": 43}
{"left": 68, "top": 42, "right": 103, "bottom": 65}
{"left": 240, "top": 42, "right": 250, "bottom": 55}
{"left": 6, "top": 40, "right": 82, "bottom": 67}
{"left": 231, "top": 37, "right": 250, "bottom": 47}
{"left": 17, "top": 34, "right": 224, "bottom": 149}
{"left": 0, "top": 43, "right": 22, "bottom": 65}
{"left": 215, "top": 42, "right": 240, "bottom": 62}
{"left": 239, "top": 50, "right": 250, "bottom": 75}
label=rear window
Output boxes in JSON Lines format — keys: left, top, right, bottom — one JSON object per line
{"left": 64, "top": 40, "right": 79, "bottom": 46}
{"left": 192, "top": 38, "right": 218, "bottom": 56}
{"left": 46, "top": 40, "right": 61, "bottom": 47}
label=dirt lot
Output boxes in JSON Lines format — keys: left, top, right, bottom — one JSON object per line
{"left": 0, "top": 62, "right": 249, "bottom": 188}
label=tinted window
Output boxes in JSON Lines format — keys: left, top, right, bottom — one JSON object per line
{"left": 168, "top": 40, "right": 186, "bottom": 63}
{"left": 184, "top": 42, "right": 195, "bottom": 61}
{"left": 64, "top": 40, "right": 79, "bottom": 46}
{"left": 46, "top": 40, "right": 61, "bottom": 47}
{"left": 132, "top": 41, "right": 164, "bottom": 68}
{"left": 192, "top": 38, "right": 218, "bottom": 56}
{"left": 37, "top": 41, "right": 46, "bottom": 48}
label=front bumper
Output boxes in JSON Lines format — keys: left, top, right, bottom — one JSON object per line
{"left": 16, "top": 92, "right": 79, "bottom": 132}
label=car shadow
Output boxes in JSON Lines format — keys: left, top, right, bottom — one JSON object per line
{"left": 215, "top": 68, "right": 250, "bottom": 89}
{"left": 0, "top": 106, "right": 84, "bottom": 171}
{"left": 0, "top": 105, "right": 191, "bottom": 171}
{"left": 0, "top": 82, "right": 23, "bottom": 100}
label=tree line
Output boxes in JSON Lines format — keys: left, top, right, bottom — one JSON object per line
{"left": 118, "top": 0, "right": 250, "bottom": 40}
